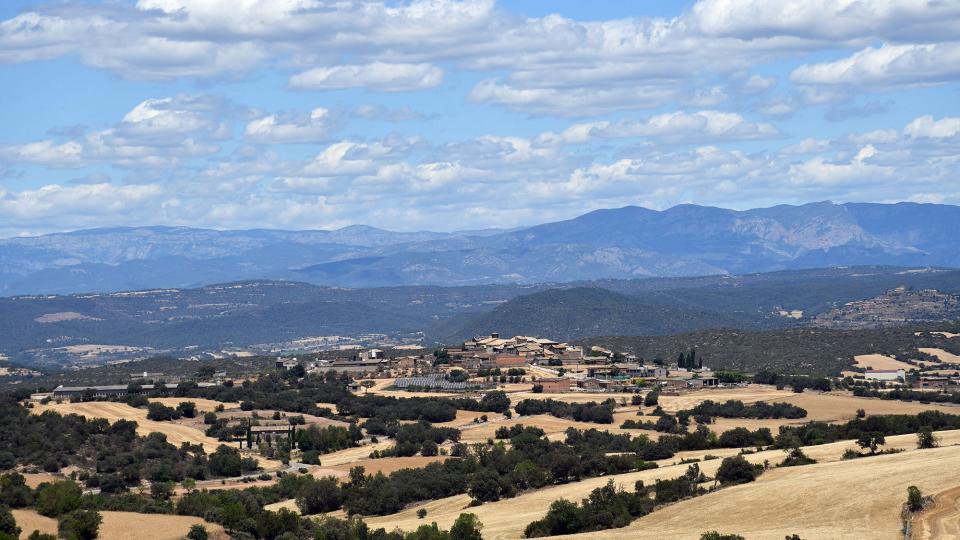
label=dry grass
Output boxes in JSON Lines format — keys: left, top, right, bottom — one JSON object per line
{"left": 32, "top": 401, "right": 226, "bottom": 454}
{"left": 12, "top": 510, "right": 227, "bottom": 540}
{"left": 853, "top": 353, "right": 917, "bottom": 371}
{"left": 327, "top": 455, "right": 448, "bottom": 476}
{"left": 30, "top": 401, "right": 282, "bottom": 469}
{"left": 98, "top": 512, "right": 227, "bottom": 540}
{"left": 919, "top": 347, "right": 960, "bottom": 363}
{"left": 573, "top": 445, "right": 960, "bottom": 540}
{"left": 359, "top": 429, "right": 960, "bottom": 539}
{"left": 11, "top": 509, "right": 57, "bottom": 538}
{"left": 148, "top": 397, "right": 240, "bottom": 412}
{"left": 914, "top": 485, "right": 960, "bottom": 540}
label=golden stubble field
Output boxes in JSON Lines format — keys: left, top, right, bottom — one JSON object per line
{"left": 11, "top": 509, "right": 228, "bottom": 540}
{"left": 30, "top": 401, "right": 281, "bottom": 468}
{"left": 359, "top": 430, "right": 960, "bottom": 540}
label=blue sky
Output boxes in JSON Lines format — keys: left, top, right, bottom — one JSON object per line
{"left": 0, "top": 0, "right": 958, "bottom": 236}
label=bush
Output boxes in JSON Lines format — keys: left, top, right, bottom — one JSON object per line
{"left": 715, "top": 456, "right": 758, "bottom": 485}
{"left": 58, "top": 509, "right": 102, "bottom": 540}
{"left": 0, "top": 505, "right": 20, "bottom": 538}
{"left": 186, "top": 524, "right": 208, "bottom": 540}
{"left": 296, "top": 477, "right": 342, "bottom": 515}
{"left": 146, "top": 402, "right": 181, "bottom": 421}
{"left": 700, "top": 532, "right": 745, "bottom": 540}
{"left": 917, "top": 427, "right": 938, "bottom": 449}
{"left": 35, "top": 481, "right": 83, "bottom": 517}
{"left": 449, "top": 513, "right": 484, "bottom": 540}
{"left": 907, "top": 485, "right": 925, "bottom": 512}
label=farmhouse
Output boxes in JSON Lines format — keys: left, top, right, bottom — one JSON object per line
{"left": 537, "top": 377, "right": 574, "bottom": 393}
{"left": 52, "top": 382, "right": 217, "bottom": 399}
{"left": 864, "top": 369, "right": 906, "bottom": 382}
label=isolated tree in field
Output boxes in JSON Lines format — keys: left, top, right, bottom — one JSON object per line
{"left": 361, "top": 380, "right": 375, "bottom": 393}
{"left": 449, "top": 513, "right": 483, "bottom": 540}
{"left": 907, "top": 485, "right": 925, "bottom": 512}
{"left": 58, "top": 509, "right": 101, "bottom": 540}
{"left": 416, "top": 508, "right": 427, "bottom": 519}
{"left": 715, "top": 455, "right": 758, "bottom": 485}
{"left": 186, "top": 524, "right": 208, "bottom": 540}
{"left": 917, "top": 427, "right": 938, "bottom": 449}
{"left": 644, "top": 390, "right": 659, "bottom": 407}
{"left": 700, "top": 532, "right": 745, "bottom": 540}
{"left": 856, "top": 432, "right": 885, "bottom": 454}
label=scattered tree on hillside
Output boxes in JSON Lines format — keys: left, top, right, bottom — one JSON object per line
{"left": 917, "top": 427, "right": 939, "bottom": 449}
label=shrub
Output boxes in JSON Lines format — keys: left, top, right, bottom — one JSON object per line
{"left": 58, "top": 509, "right": 102, "bottom": 540}
{"left": 296, "top": 477, "right": 342, "bottom": 515}
{"left": 186, "top": 524, "right": 208, "bottom": 540}
{"left": 700, "top": 532, "right": 745, "bottom": 540}
{"left": 715, "top": 456, "right": 758, "bottom": 485}
{"left": 35, "top": 481, "right": 82, "bottom": 517}
{"left": 907, "top": 485, "right": 925, "bottom": 512}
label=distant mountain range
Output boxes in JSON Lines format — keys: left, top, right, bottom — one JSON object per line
{"left": 4, "top": 266, "right": 960, "bottom": 369}
{"left": 2, "top": 201, "right": 960, "bottom": 295}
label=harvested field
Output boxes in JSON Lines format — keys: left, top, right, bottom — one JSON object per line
{"left": 32, "top": 401, "right": 226, "bottom": 454}
{"left": 914, "top": 485, "right": 960, "bottom": 540}
{"left": 919, "top": 347, "right": 960, "bottom": 363}
{"left": 778, "top": 391, "right": 960, "bottom": 422}
{"left": 327, "top": 455, "right": 448, "bottom": 476}
{"left": 149, "top": 397, "right": 240, "bottom": 412}
{"left": 12, "top": 510, "right": 226, "bottom": 540}
{"left": 30, "top": 402, "right": 284, "bottom": 469}
{"left": 459, "top": 414, "right": 638, "bottom": 443}
{"left": 853, "top": 353, "right": 917, "bottom": 371}
{"left": 434, "top": 409, "right": 505, "bottom": 428}
{"left": 98, "top": 512, "right": 226, "bottom": 540}
{"left": 314, "top": 440, "right": 396, "bottom": 466}
{"left": 574, "top": 445, "right": 960, "bottom": 540}
{"left": 19, "top": 473, "right": 60, "bottom": 489}
{"left": 658, "top": 385, "right": 794, "bottom": 412}
{"left": 360, "top": 429, "right": 960, "bottom": 539}
{"left": 11, "top": 509, "right": 57, "bottom": 538}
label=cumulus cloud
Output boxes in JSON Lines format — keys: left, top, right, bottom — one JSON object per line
{"left": 245, "top": 108, "right": 340, "bottom": 143}
{"left": 0, "top": 94, "right": 230, "bottom": 169}
{"left": 536, "top": 111, "right": 779, "bottom": 146}
{"left": 290, "top": 62, "right": 442, "bottom": 92}
{"left": 791, "top": 42, "right": 960, "bottom": 91}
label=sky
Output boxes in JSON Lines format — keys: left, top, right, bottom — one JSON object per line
{"left": 0, "top": 0, "right": 958, "bottom": 236}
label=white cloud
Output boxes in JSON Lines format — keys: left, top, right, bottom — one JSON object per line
{"left": 245, "top": 108, "right": 339, "bottom": 143}
{"left": 537, "top": 111, "right": 778, "bottom": 146}
{"left": 791, "top": 42, "right": 960, "bottom": 90}
{"left": 289, "top": 62, "right": 443, "bottom": 91}
{"left": 0, "top": 140, "right": 84, "bottom": 167}
{"left": 904, "top": 115, "right": 960, "bottom": 139}
{"left": 0, "top": 183, "right": 162, "bottom": 223}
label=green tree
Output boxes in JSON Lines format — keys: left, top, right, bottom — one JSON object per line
{"left": 856, "top": 432, "right": 885, "bottom": 454}
{"left": 917, "top": 427, "right": 938, "bottom": 449}
{"left": 715, "top": 456, "right": 757, "bottom": 485}
{"left": 58, "top": 509, "right": 102, "bottom": 540}
{"left": 35, "top": 481, "right": 82, "bottom": 517}
{"left": 449, "top": 513, "right": 483, "bottom": 540}
{"left": 700, "top": 533, "right": 745, "bottom": 540}
{"left": 296, "top": 477, "right": 342, "bottom": 515}
{"left": 186, "top": 524, "right": 208, "bottom": 540}
{"left": 27, "top": 531, "right": 57, "bottom": 540}
{"left": 0, "top": 505, "right": 21, "bottom": 538}
{"left": 907, "top": 485, "right": 925, "bottom": 512}
{"left": 468, "top": 469, "right": 502, "bottom": 503}
{"left": 416, "top": 508, "right": 427, "bottom": 519}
